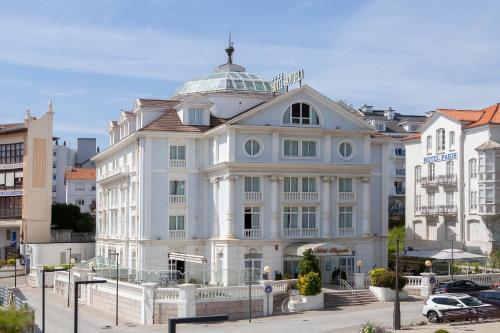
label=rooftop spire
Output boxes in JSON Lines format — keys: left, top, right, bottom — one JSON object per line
{"left": 225, "top": 31, "right": 235, "bottom": 64}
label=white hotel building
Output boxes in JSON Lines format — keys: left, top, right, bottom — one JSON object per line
{"left": 93, "top": 46, "right": 390, "bottom": 285}
{"left": 405, "top": 104, "right": 500, "bottom": 255}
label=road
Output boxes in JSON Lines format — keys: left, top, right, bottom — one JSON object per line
{"left": 6, "top": 278, "right": 427, "bottom": 333}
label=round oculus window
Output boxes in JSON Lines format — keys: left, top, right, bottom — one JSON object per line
{"left": 339, "top": 141, "right": 354, "bottom": 159}
{"left": 244, "top": 139, "right": 261, "bottom": 156}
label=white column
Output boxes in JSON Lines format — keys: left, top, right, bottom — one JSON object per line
{"left": 228, "top": 128, "right": 235, "bottom": 162}
{"left": 323, "top": 134, "right": 332, "bottom": 163}
{"left": 270, "top": 176, "right": 281, "bottom": 239}
{"left": 225, "top": 175, "right": 237, "bottom": 239}
{"left": 321, "top": 177, "right": 333, "bottom": 237}
{"left": 271, "top": 131, "right": 280, "bottom": 162}
{"left": 211, "top": 177, "right": 220, "bottom": 239}
{"left": 361, "top": 177, "right": 371, "bottom": 236}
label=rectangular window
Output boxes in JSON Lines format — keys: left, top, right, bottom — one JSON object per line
{"left": 338, "top": 178, "right": 353, "bottom": 192}
{"left": 188, "top": 108, "right": 204, "bottom": 125}
{"left": 415, "top": 195, "right": 421, "bottom": 211}
{"left": 339, "top": 206, "right": 353, "bottom": 228}
{"left": 0, "top": 143, "right": 24, "bottom": 164}
{"left": 169, "top": 216, "right": 185, "bottom": 230}
{"left": 244, "top": 177, "right": 260, "bottom": 192}
{"left": 436, "top": 129, "right": 446, "bottom": 152}
{"left": 469, "top": 159, "right": 477, "bottom": 178}
{"left": 170, "top": 145, "right": 186, "bottom": 160}
{"left": 75, "top": 183, "right": 85, "bottom": 191}
{"left": 302, "top": 141, "right": 317, "bottom": 157}
{"left": 301, "top": 207, "right": 317, "bottom": 228}
{"left": 283, "top": 177, "right": 298, "bottom": 193}
{"left": 428, "top": 193, "right": 435, "bottom": 208}
{"left": 446, "top": 192, "right": 454, "bottom": 206}
{"left": 283, "top": 207, "right": 299, "bottom": 229}
{"left": 75, "top": 199, "right": 84, "bottom": 205}
{"left": 415, "top": 166, "right": 422, "bottom": 183}
{"left": 467, "top": 220, "right": 480, "bottom": 241}
{"left": 244, "top": 207, "right": 260, "bottom": 229}
{"left": 302, "top": 177, "right": 316, "bottom": 192}
{"left": 470, "top": 191, "right": 477, "bottom": 210}
{"left": 428, "top": 221, "right": 437, "bottom": 240}
{"left": 449, "top": 131, "right": 455, "bottom": 149}
{"left": 284, "top": 140, "right": 299, "bottom": 156}
{"left": 413, "top": 221, "right": 423, "bottom": 240}
{"left": 169, "top": 180, "right": 185, "bottom": 195}
{"left": 426, "top": 136, "right": 432, "bottom": 154}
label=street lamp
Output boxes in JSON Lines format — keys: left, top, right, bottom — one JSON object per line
{"left": 42, "top": 267, "right": 67, "bottom": 333}
{"left": 109, "top": 252, "right": 119, "bottom": 326}
{"left": 393, "top": 238, "right": 401, "bottom": 330}
{"left": 425, "top": 260, "right": 433, "bottom": 273}
{"left": 450, "top": 233, "right": 455, "bottom": 280}
{"left": 356, "top": 260, "right": 364, "bottom": 273}
{"left": 247, "top": 248, "right": 253, "bottom": 323}
{"left": 263, "top": 266, "right": 272, "bottom": 280}
{"left": 67, "top": 248, "right": 72, "bottom": 307}
{"left": 74, "top": 280, "right": 107, "bottom": 333}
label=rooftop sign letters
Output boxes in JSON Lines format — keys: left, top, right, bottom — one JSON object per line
{"left": 423, "top": 152, "right": 458, "bottom": 164}
{"left": 272, "top": 69, "right": 304, "bottom": 92}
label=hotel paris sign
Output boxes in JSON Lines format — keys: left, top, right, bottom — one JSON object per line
{"left": 423, "top": 152, "right": 458, "bottom": 164}
{"left": 272, "top": 69, "right": 305, "bottom": 92}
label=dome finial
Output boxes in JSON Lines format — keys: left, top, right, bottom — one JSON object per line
{"left": 225, "top": 31, "right": 235, "bottom": 64}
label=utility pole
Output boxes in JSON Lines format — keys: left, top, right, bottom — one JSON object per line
{"left": 67, "top": 248, "right": 72, "bottom": 307}
{"left": 109, "top": 252, "right": 119, "bottom": 326}
{"left": 248, "top": 248, "right": 252, "bottom": 323}
{"left": 393, "top": 238, "right": 401, "bottom": 330}
{"left": 451, "top": 234, "right": 455, "bottom": 280}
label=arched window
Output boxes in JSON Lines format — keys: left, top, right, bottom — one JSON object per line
{"left": 283, "top": 103, "right": 320, "bottom": 125}
{"left": 426, "top": 136, "right": 432, "bottom": 154}
{"left": 436, "top": 128, "right": 446, "bottom": 152}
{"left": 415, "top": 166, "right": 422, "bottom": 183}
{"left": 449, "top": 131, "right": 455, "bottom": 150}
{"left": 469, "top": 158, "right": 477, "bottom": 178}
{"left": 428, "top": 163, "right": 435, "bottom": 181}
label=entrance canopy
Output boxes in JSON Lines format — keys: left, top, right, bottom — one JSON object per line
{"left": 403, "top": 249, "right": 485, "bottom": 261}
{"left": 284, "top": 243, "right": 353, "bottom": 257}
{"left": 168, "top": 252, "right": 207, "bottom": 264}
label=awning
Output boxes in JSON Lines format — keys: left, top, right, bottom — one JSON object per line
{"left": 284, "top": 243, "right": 353, "bottom": 257}
{"left": 403, "top": 249, "right": 486, "bottom": 260}
{"left": 168, "top": 252, "right": 207, "bottom": 264}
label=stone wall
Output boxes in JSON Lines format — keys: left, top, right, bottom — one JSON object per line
{"left": 88, "top": 284, "right": 142, "bottom": 324}
{"left": 196, "top": 299, "right": 263, "bottom": 320}
{"left": 153, "top": 302, "right": 178, "bottom": 324}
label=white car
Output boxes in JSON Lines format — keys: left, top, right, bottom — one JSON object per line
{"left": 422, "top": 293, "right": 484, "bottom": 322}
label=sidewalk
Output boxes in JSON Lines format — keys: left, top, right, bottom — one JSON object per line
{"left": 402, "top": 320, "right": 500, "bottom": 332}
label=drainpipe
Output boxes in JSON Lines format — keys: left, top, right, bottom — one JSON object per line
{"left": 459, "top": 132, "right": 465, "bottom": 247}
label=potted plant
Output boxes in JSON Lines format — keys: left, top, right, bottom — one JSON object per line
{"left": 289, "top": 249, "right": 324, "bottom": 311}
{"left": 368, "top": 268, "right": 408, "bottom": 301}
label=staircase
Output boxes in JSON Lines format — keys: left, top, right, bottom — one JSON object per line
{"left": 324, "top": 289, "right": 378, "bottom": 308}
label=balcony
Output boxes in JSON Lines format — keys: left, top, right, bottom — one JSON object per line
{"left": 418, "top": 206, "right": 437, "bottom": 216}
{"left": 99, "top": 166, "right": 129, "bottom": 184}
{"left": 338, "top": 192, "right": 355, "bottom": 202}
{"left": 169, "top": 229, "right": 186, "bottom": 239}
{"left": 284, "top": 227, "right": 319, "bottom": 239}
{"left": 395, "top": 168, "right": 406, "bottom": 177}
{"left": 338, "top": 227, "right": 354, "bottom": 238}
{"left": 244, "top": 192, "right": 262, "bottom": 201}
{"left": 421, "top": 177, "right": 438, "bottom": 188}
{"left": 478, "top": 172, "right": 496, "bottom": 182}
{"left": 302, "top": 192, "right": 319, "bottom": 201}
{"left": 0, "top": 208, "right": 22, "bottom": 219}
{"left": 169, "top": 159, "right": 186, "bottom": 169}
{"left": 243, "top": 228, "right": 262, "bottom": 239}
{"left": 169, "top": 195, "right": 186, "bottom": 204}
{"left": 478, "top": 204, "right": 500, "bottom": 216}
{"left": 283, "top": 192, "right": 301, "bottom": 201}
{"left": 437, "top": 174, "right": 458, "bottom": 186}
{"left": 437, "top": 205, "right": 458, "bottom": 216}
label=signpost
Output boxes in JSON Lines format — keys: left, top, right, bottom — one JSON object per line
{"left": 264, "top": 285, "right": 272, "bottom": 316}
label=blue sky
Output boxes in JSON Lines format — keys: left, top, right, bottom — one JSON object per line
{"left": 1, "top": 0, "right": 500, "bottom": 149}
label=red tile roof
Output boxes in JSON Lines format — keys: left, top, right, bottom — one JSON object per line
{"left": 438, "top": 103, "right": 500, "bottom": 128}
{"left": 402, "top": 133, "right": 421, "bottom": 141}
{"left": 65, "top": 168, "right": 96, "bottom": 181}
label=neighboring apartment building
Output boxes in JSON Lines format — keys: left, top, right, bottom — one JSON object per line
{"left": 358, "top": 105, "right": 426, "bottom": 226}
{"left": 52, "top": 137, "right": 96, "bottom": 203}
{"left": 405, "top": 103, "right": 500, "bottom": 255}
{"left": 0, "top": 106, "right": 53, "bottom": 259}
{"left": 64, "top": 168, "right": 96, "bottom": 213}
{"left": 93, "top": 46, "right": 391, "bottom": 285}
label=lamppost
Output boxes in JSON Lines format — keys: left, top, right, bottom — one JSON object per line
{"left": 67, "top": 248, "right": 72, "bottom": 307}
{"left": 356, "top": 260, "right": 364, "bottom": 273}
{"left": 74, "top": 280, "right": 107, "bottom": 333}
{"left": 42, "top": 267, "right": 67, "bottom": 333}
{"left": 450, "top": 234, "right": 455, "bottom": 280}
{"left": 425, "top": 260, "right": 433, "bottom": 273}
{"left": 393, "top": 238, "right": 401, "bottom": 330}
{"left": 109, "top": 252, "right": 119, "bottom": 326}
{"left": 247, "top": 248, "right": 253, "bottom": 323}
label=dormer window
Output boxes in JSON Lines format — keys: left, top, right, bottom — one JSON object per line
{"left": 283, "top": 103, "right": 320, "bottom": 125}
{"left": 188, "top": 108, "right": 204, "bottom": 125}
{"left": 371, "top": 120, "right": 386, "bottom": 131}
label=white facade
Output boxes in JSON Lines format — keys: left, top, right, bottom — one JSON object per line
{"left": 65, "top": 179, "right": 96, "bottom": 213}
{"left": 94, "top": 55, "right": 390, "bottom": 285}
{"left": 405, "top": 106, "right": 500, "bottom": 255}
{"left": 52, "top": 143, "right": 76, "bottom": 203}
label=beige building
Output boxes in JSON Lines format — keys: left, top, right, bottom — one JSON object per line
{"left": 0, "top": 104, "right": 53, "bottom": 259}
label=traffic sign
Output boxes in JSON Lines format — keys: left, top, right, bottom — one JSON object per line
{"left": 264, "top": 285, "right": 273, "bottom": 294}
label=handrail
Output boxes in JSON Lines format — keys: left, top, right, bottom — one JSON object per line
{"left": 339, "top": 279, "right": 355, "bottom": 297}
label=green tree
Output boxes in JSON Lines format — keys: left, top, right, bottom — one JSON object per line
{"left": 51, "top": 203, "right": 95, "bottom": 232}
{"left": 388, "top": 225, "right": 405, "bottom": 254}
{"left": 0, "top": 307, "right": 34, "bottom": 333}
{"left": 298, "top": 249, "right": 320, "bottom": 276}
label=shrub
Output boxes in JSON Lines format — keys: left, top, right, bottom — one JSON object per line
{"left": 377, "top": 271, "right": 407, "bottom": 291}
{"left": 298, "top": 249, "right": 320, "bottom": 276}
{"left": 369, "top": 268, "right": 386, "bottom": 286}
{"left": 297, "top": 272, "right": 322, "bottom": 296}
{"left": 360, "top": 322, "right": 387, "bottom": 333}
{"left": 6, "top": 259, "right": 16, "bottom": 266}
{"left": 283, "top": 272, "right": 292, "bottom": 280}
{"left": 274, "top": 272, "right": 283, "bottom": 280}
{"left": 433, "top": 330, "right": 449, "bottom": 333}
{"left": 0, "top": 306, "right": 34, "bottom": 333}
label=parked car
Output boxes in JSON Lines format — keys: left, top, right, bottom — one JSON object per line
{"left": 477, "top": 290, "right": 500, "bottom": 308}
{"left": 433, "top": 280, "right": 490, "bottom": 294}
{"left": 423, "top": 293, "right": 484, "bottom": 323}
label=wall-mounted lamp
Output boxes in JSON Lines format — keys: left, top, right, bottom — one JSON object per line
{"left": 356, "top": 259, "right": 364, "bottom": 273}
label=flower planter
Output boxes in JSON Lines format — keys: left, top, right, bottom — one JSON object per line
{"left": 369, "top": 286, "right": 408, "bottom": 302}
{"left": 287, "top": 290, "right": 324, "bottom": 311}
